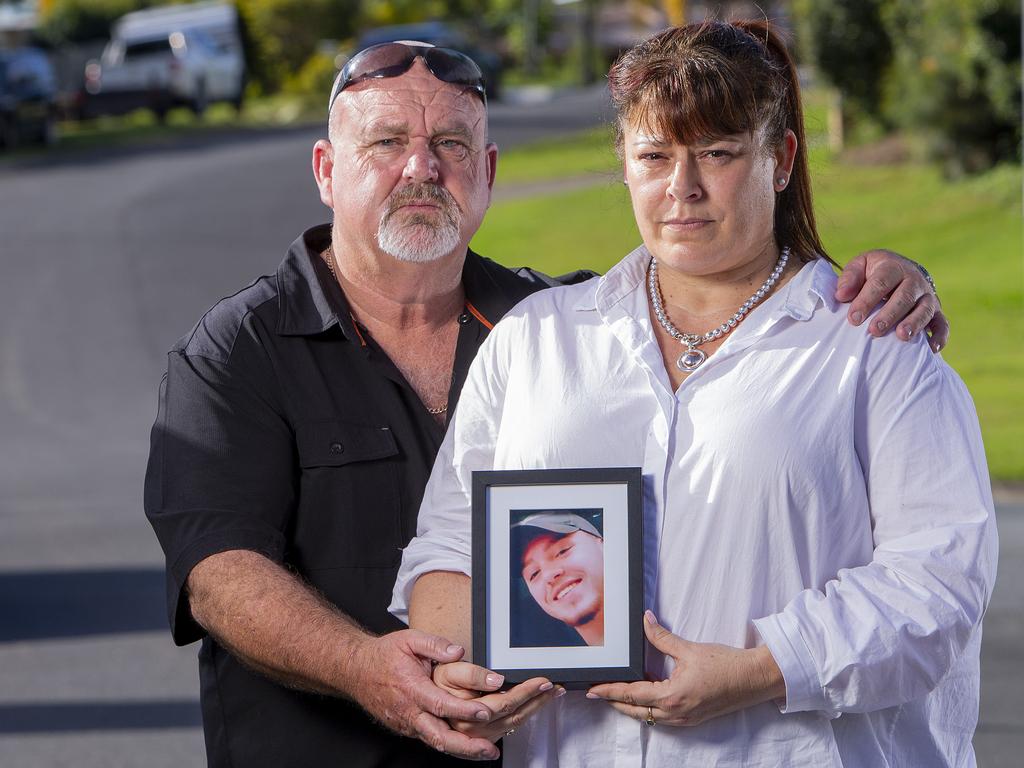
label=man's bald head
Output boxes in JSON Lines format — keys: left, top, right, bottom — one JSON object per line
{"left": 311, "top": 58, "right": 498, "bottom": 271}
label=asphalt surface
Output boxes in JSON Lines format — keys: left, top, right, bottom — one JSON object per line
{"left": 0, "top": 86, "right": 1020, "bottom": 767}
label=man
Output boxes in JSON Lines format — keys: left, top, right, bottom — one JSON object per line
{"left": 513, "top": 511, "right": 605, "bottom": 647}
{"left": 144, "top": 41, "right": 947, "bottom": 767}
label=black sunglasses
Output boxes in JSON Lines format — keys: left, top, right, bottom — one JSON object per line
{"left": 329, "top": 42, "right": 487, "bottom": 113}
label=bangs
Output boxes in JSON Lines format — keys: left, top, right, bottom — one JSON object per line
{"left": 622, "top": 54, "right": 765, "bottom": 146}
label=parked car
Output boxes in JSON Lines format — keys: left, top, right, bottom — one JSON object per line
{"left": 355, "top": 22, "right": 504, "bottom": 101}
{"left": 82, "top": 1, "right": 245, "bottom": 120}
{"left": 0, "top": 47, "right": 58, "bottom": 149}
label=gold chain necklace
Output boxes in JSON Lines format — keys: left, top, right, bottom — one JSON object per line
{"left": 322, "top": 248, "right": 449, "bottom": 416}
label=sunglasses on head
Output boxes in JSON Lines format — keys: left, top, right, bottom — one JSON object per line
{"left": 329, "top": 42, "right": 487, "bottom": 113}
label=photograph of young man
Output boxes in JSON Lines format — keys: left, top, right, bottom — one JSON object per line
{"left": 511, "top": 511, "right": 605, "bottom": 647}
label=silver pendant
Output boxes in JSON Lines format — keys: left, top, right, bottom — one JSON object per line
{"left": 677, "top": 347, "right": 706, "bottom": 372}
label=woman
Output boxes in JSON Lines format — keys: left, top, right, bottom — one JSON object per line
{"left": 390, "top": 21, "right": 996, "bottom": 767}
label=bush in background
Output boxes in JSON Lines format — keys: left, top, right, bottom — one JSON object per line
{"left": 792, "top": 0, "right": 892, "bottom": 128}
{"left": 881, "top": 0, "right": 1020, "bottom": 175}
{"left": 38, "top": 0, "right": 149, "bottom": 44}
{"left": 234, "top": 0, "right": 357, "bottom": 94}
{"left": 794, "top": 0, "right": 1021, "bottom": 175}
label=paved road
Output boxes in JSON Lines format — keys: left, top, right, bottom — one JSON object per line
{"left": 0, "top": 87, "right": 1020, "bottom": 766}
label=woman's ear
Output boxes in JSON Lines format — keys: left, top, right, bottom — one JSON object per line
{"left": 773, "top": 129, "right": 798, "bottom": 191}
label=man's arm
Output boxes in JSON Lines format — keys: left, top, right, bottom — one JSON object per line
{"left": 836, "top": 249, "right": 948, "bottom": 351}
{"left": 187, "top": 549, "right": 502, "bottom": 761}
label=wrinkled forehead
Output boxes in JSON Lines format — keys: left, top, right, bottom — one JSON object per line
{"left": 333, "top": 61, "right": 487, "bottom": 135}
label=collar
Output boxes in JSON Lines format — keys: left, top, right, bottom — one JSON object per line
{"left": 275, "top": 225, "right": 350, "bottom": 337}
{"left": 274, "top": 224, "right": 536, "bottom": 338}
{"left": 574, "top": 245, "right": 839, "bottom": 324}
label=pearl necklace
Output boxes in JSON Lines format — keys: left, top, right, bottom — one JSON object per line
{"left": 648, "top": 247, "right": 790, "bottom": 373}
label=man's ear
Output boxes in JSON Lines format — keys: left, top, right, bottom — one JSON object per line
{"left": 312, "top": 139, "right": 335, "bottom": 209}
{"left": 485, "top": 141, "right": 498, "bottom": 201}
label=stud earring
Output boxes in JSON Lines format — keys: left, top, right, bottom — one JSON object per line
{"left": 776, "top": 176, "right": 787, "bottom": 187}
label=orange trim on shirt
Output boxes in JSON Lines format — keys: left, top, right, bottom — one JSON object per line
{"left": 348, "top": 313, "right": 368, "bottom": 347}
{"left": 465, "top": 301, "right": 494, "bottom": 330}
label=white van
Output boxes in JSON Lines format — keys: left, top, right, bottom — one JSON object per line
{"left": 83, "top": 1, "right": 246, "bottom": 119}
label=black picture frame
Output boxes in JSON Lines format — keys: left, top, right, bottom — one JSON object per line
{"left": 472, "top": 467, "right": 644, "bottom": 688}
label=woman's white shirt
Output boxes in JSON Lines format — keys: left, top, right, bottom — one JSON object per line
{"left": 390, "top": 248, "right": 997, "bottom": 768}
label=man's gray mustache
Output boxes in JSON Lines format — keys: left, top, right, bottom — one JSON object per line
{"left": 383, "top": 184, "right": 461, "bottom": 227}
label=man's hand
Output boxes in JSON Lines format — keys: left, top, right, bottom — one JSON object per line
{"left": 346, "top": 630, "right": 503, "bottom": 761}
{"left": 188, "top": 552, "right": 503, "bottom": 760}
{"left": 835, "top": 249, "right": 948, "bottom": 352}
{"left": 586, "top": 612, "right": 784, "bottom": 727}
{"left": 434, "top": 662, "right": 564, "bottom": 742}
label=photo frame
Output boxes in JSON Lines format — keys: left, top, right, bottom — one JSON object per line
{"left": 472, "top": 467, "right": 644, "bottom": 688}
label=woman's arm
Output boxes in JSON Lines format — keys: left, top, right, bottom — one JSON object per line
{"left": 410, "top": 572, "right": 473, "bottom": 654}
{"left": 753, "top": 341, "right": 997, "bottom": 715}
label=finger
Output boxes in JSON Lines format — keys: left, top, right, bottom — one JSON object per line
{"left": 414, "top": 711, "right": 500, "bottom": 761}
{"left": 892, "top": 296, "right": 937, "bottom": 342}
{"left": 404, "top": 630, "right": 467, "bottom": 665}
{"left": 414, "top": 679, "right": 493, "bottom": 723}
{"left": 846, "top": 262, "right": 903, "bottom": 329}
{"left": 926, "top": 309, "right": 949, "bottom": 353}
{"left": 586, "top": 679, "right": 658, "bottom": 705}
{"left": 479, "top": 678, "right": 553, "bottom": 719}
{"left": 867, "top": 281, "right": 927, "bottom": 337}
{"left": 482, "top": 685, "right": 566, "bottom": 738}
{"left": 641, "top": 610, "right": 684, "bottom": 655}
{"left": 834, "top": 253, "right": 867, "bottom": 303}
{"left": 436, "top": 661, "right": 505, "bottom": 694}
{"left": 605, "top": 701, "right": 683, "bottom": 727}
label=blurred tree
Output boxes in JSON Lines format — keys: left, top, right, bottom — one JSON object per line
{"left": 359, "top": 0, "right": 519, "bottom": 31}
{"left": 794, "top": 0, "right": 1020, "bottom": 174}
{"left": 235, "top": 0, "right": 358, "bottom": 93}
{"left": 580, "top": 0, "right": 599, "bottom": 84}
{"left": 663, "top": 0, "right": 685, "bottom": 25}
{"left": 791, "top": 0, "right": 892, "bottom": 129}
{"left": 881, "top": 0, "right": 1021, "bottom": 173}
{"left": 37, "top": 0, "right": 153, "bottom": 43}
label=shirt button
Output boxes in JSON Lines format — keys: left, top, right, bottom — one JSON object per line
{"left": 458, "top": 312, "right": 470, "bottom": 325}
{"left": 329, "top": 442, "right": 344, "bottom": 454}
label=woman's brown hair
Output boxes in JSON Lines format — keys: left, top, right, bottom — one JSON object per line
{"left": 608, "top": 20, "right": 832, "bottom": 265}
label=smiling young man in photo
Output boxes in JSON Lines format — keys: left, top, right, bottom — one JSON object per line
{"left": 513, "top": 511, "right": 605, "bottom": 646}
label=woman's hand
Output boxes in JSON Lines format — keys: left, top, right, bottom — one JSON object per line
{"left": 586, "top": 611, "right": 785, "bottom": 727}
{"left": 434, "top": 662, "right": 565, "bottom": 742}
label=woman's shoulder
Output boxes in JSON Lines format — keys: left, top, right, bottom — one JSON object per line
{"left": 789, "top": 259, "right": 947, "bottom": 375}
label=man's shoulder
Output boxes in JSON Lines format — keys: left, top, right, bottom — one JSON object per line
{"left": 173, "top": 274, "right": 280, "bottom": 364}
{"left": 467, "top": 251, "right": 597, "bottom": 319}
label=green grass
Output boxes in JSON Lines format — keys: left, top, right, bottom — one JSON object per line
{"left": 472, "top": 134, "right": 1024, "bottom": 481}
{"left": 494, "top": 126, "right": 620, "bottom": 184}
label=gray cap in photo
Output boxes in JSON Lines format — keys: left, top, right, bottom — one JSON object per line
{"left": 510, "top": 511, "right": 602, "bottom": 539}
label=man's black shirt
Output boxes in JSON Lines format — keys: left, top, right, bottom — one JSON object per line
{"left": 144, "top": 225, "right": 590, "bottom": 767}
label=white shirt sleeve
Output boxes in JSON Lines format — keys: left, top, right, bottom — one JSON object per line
{"left": 389, "top": 314, "right": 516, "bottom": 624}
{"left": 754, "top": 339, "right": 998, "bottom": 716}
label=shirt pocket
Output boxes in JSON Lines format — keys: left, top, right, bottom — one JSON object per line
{"left": 293, "top": 419, "right": 403, "bottom": 568}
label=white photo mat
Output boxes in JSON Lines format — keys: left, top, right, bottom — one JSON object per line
{"left": 486, "top": 482, "right": 631, "bottom": 670}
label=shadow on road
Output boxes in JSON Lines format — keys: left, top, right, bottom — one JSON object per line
{"left": 0, "top": 568, "right": 167, "bottom": 641}
{"left": 0, "top": 701, "right": 201, "bottom": 734}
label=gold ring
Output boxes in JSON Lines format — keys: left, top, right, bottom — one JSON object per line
{"left": 645, "top": 707, "right": 656, "bottom": 727}
{"left": 504, "top": 728, "right": 516, "bottom": 737}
